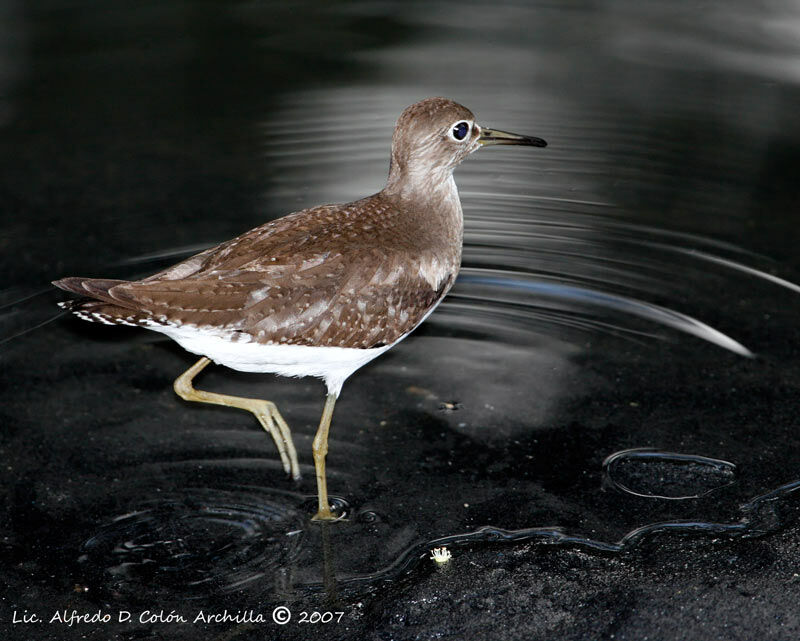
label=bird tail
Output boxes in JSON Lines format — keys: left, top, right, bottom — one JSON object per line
{"left": 52, "top": 277, "right": 147, "bottom": 326}
{"left": 52, "top": 277, "right": 130, "bottom": 304}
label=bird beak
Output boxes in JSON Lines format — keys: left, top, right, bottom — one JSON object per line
{"left": 478, "top": 127, "right": 547, "bottom": 148}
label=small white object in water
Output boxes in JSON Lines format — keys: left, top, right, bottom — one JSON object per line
{"left": 430, "top": 547, "right": 452, "bottom": 564}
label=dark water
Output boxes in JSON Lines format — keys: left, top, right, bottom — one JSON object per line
{"left": 2, "top": 1, "right": 800, "bottom": 638}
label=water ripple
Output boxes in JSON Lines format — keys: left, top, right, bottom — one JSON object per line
{"left": 458, "top": 271, "right": 753, "bottom": 356}
{"left": 602, "top": 448, "right": 737, "bottom": 500}
{"left": 79, "top": 486, "right": 305, "bottom": 599}
{"left": 327, "top": 477, "right": 800, "bottom": 591}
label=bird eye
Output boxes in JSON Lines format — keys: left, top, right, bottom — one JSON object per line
{"left": 451, "top": 121, "right": 470, "bottom": 141}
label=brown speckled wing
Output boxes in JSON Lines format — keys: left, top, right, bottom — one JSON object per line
{"left": 58, "top": 191, "right": 461, "bottom": 348}
{"left": 108, "top": 248, "right": 453, "bottom": 348}
{"left": 142, "top": 198, "right": 413, "bottom": 281}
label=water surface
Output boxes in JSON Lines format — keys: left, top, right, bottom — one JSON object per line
{"left": 2, "top": 1, "right": 800, "bottom": 637}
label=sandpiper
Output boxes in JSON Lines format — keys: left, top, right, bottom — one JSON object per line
{"left": 53, "top": 97, "right": 546, "bottom": 520}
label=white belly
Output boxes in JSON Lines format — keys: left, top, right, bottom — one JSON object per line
{"left": 144, "top": 296, "right": 444, "bottom": 396}
{"left": 154, "top": 324, "right": 392, "bottom": 396}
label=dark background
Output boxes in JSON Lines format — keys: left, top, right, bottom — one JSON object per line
{"left": 2, "top": 1, "right": 800, "bottom": 639}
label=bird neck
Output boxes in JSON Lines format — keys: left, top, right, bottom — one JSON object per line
{"left": 383, "top": 159, "right": 461, "bottom": 209}
{"left": 384, "top": 151, "right": 456, "bottom": 194}
{"left": 380, "top": 168, "right": 464, "bottom": 256}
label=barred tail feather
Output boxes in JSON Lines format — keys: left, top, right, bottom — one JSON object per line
{"left": 53, "top": 277, "right": 154, "bottom": 327}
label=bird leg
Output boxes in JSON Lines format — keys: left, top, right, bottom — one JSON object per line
{"left": 173, "top": 357, "right": 300, "bottom": 480}
{"left": 311, "top": 393, "right": 339, "bottom": 521}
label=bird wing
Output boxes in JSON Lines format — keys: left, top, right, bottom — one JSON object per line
{"left": 105, "top": 246, "right": 454, "bottom": 349}
{"left": 57, "top": 195, "right": 457, "bottom": 347}
{"left": 140, "top": 203, "right": 354, "bottom": 281}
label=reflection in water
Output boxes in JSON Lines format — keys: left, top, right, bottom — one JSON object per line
{"left": 458, "top": 273, "right": 752, "bottom": 356}
{"left": 320, "top": 477, "right": 800, "bottom": 593}
{"left": 72, "top": 456, "right": 799, "bottom": 599}
{"left": 80, "top": 487, "right": 305, "bottom": 598}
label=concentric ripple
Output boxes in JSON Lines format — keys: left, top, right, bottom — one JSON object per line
{"left": 79, "top": 486, "right": 305, "bottom": 598}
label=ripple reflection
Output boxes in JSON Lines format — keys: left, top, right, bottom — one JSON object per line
{"left": 603, "top": 448, "right": 737, "bottom": 500}
{"left": 79, "top": 486, "right": 305, "bottom": 598}
{"left": 329, "top": 477, "right": 800, "bottom": 592}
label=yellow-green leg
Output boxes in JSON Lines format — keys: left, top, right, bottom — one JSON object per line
{"left": 312, "top": 393, "right": 338, "bottom": 521}
{"left": 173, "top": 357, "right": 300, "bottom": 480}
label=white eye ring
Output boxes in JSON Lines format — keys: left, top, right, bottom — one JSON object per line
{"left": 449, "top": 120, "right": 472, "bottom": 142}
